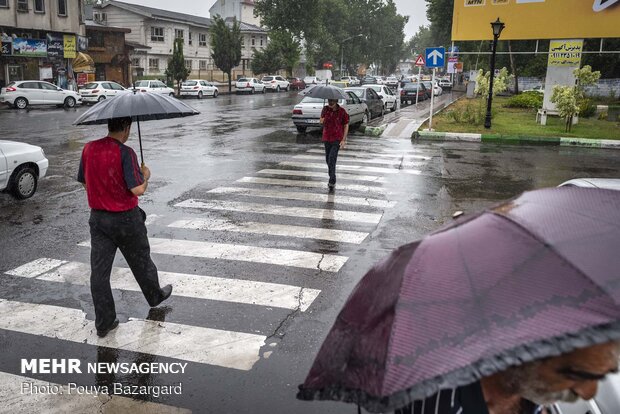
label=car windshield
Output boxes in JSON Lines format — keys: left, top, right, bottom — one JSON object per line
{"left": 346, "top": 88, "right": 364, "bottom": 98}
{"left": 182, "top": 81, "right": 197, "bottom": 86}
{"left": 82, "top": 83, "right": 99, "bottom": 89}
{"left": 134, "top": 81, "right": 149, "bottom": 87}
{"left": 368, "top": 86, "right": 381, "bottom": 92}
{"left": 237, "top": 78, "right": 248, "bottom": 82}
{"left": 404, "top": 83, "right": 420, "bottom": 90}
{"left": 262, "top": 77, "right": 274, "bottom": 81}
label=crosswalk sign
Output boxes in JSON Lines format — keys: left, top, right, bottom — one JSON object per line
{"left": 414, "top": 55, "right": 425, "bottom": 67}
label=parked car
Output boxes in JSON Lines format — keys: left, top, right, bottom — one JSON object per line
{"left": 235, "top": 78, "right": 265, "bottom": 94}
{"left": 345, "top": 87, "right": 384, "bottom": 119}
{"left": 523, "top": 85, "right": 545, "bottom": 94}
{"left": 180, "top": 79, "right": 218, "bottom": 99}
{"left": 133, "top": 80, "right": 176, "bottom": 96}
{"left": 303, "top": 76, "right": 322, "bottom": 86}
{"left": 366, "top": 84, "right": 397, "bottom": 112}
{"left": 360, "top": 75, "right": 379, "bottom": 85}
{"left": 385, "top": 77, "right": 399, "bottom": 88}
{"left": 423, "top": 81, "right": 442, "bottom": 97}
{"left": 0, "top": 140, "right": 48, "bottom": 199}
{"left": 350, "top": 76, "right": 361, "bottom": 86}
{"left": 261, "top": 75, "right": 290, "bottom": 92}
{"left": 287, "top": 78, "right": 306, "bottom": 91}
{"left": 79, "top": 81, "right": 130, "bottom": 104}
{"left": 291, "top": 91, "right": 369, "bottom": 133}
{"left": 0, "top": 80, "right": 82, "bottom": 109}
{"left": 340, "top": 76, "right": 356, "bottom": 86}
{"left": 438, "top": 78, "right": 452, "bottom": 90}
{"left": 400, "top": 82, "right": 429, "bottom": 105}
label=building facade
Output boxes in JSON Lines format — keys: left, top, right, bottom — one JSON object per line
{"left": 85, "top": 18, "right": 131, "bottom": 87}
{"left": 97, "top": 0, "right": 267, "bottom": 82}
{"left": 0, "top": 0, "right": 85, "bottom": 88}
{"left": 209, "top": 0, "right": 260, "bottom": 27}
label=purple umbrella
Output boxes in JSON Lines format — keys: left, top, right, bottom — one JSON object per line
{"left": 298, "top": 187, "right": 620, "bottom": 413}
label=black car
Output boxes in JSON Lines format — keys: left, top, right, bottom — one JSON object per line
{"left": 400, "top": 83, "right": 428, "bottom": 105}
{"left": 360, "top": 75, "right": 379, "bottom": 85}
{"left": 345, "top": 87, "right": 384, "bottom": 119}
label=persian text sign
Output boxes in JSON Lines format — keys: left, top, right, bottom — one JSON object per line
{"left": 12, "top": 38, "right": 47, "bottom": 57}
{"left": 548, "top": 40, "right": 583, "bottom": 67}
{"left": 452, "top": 0, "right": 620, "bottom": 41}
{"left": 63, "top": 35, "right": 76, "bottom": 59}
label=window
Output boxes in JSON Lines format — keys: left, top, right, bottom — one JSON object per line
{"left": 89, "top": 31, "right": 104, "bottom": 48}
{"left": 150, "top": 27, "right": 164, "bottom": 42}
{"left": 175, "top": 29, "right": 184, "bottom": 40}
{"left": 148, "top": 58, "right": 159, "bottom": 70}
{"left": 39, "top": 82, "right": 58, "bottom": 90}
{"left": 241, "top": 36, "right": 245, "bottom": 48}
{"left": 251, "top": 36, "right": 255, "bottom": 46}
{"left": 131, "top": 58, "right": 141, "bottom": 67}
{"left": 199, "top": 60, "right": 207, "bottom": 70}
{"left": 19, "top": 82, "right": 40, "bottom": 89}
{"left": 109, "top": 82, "right": 124, "bottom": 90}
{"left": 34, "top": 0, "right": 44, "bottom": 12}
{"left": 57, "top": 0, "right": 67, "bottom": 16}
{"left": 199, "top": 33, "right": 207, "bottom": 47}
{"left": 17, "top": 0, "right": 28, "bottom": 12}
{"left": 185, "top": 59, "right": 192, "bottom": 70}
{"left": 188, "top": 32, "right": 192, "bottom": 45}
{"left": 260, "top": 37, "right": 263, "bottom": 47}
{"left": 0, "top": 0, "right": 8, "bottom": 8}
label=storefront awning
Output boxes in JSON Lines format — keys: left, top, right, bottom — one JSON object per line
{"left": 73, "top": 52, "right": 95, "bottom": 73}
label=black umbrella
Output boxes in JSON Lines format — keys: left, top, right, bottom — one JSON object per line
{"left": 73, "top": 90, "right": 200, "bottom": 164}
{"left": 299, "top": 84, "right": 349, "bottom": 100}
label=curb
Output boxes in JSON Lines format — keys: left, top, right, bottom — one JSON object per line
{"left": 413, "top": 131, "right": 620, "bottom": 150}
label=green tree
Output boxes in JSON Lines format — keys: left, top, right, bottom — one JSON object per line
{"left": 269, "top": 31, "right": 301, "bottom": 77}
{"left": 550, "top": 65, "right": 601, "bottom": 132}
{"left": 165, "top": 38, "right": 190, "bottom": 95}
{"left": 210, "top": 16, "right": 242, "bottom": 92}
{"left": 251, "top": 43, "right": 284, "bottom": 76}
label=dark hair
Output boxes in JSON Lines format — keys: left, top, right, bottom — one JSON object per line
{"left": 108, "top": 117, "right": 132, "bottom": 132}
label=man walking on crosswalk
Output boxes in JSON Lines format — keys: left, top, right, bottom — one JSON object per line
{"left": 77, "top": 117, "right": 172, "bottom": 338}
{"left": 320, "top": 99, "right": 350, "bottom": 190}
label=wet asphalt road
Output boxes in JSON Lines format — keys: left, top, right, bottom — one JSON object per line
{"left": 1, "top": 90, "right": 619, "bottom": 413}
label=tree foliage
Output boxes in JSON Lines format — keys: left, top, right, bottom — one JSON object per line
{"left": 210, "top": 16, "right": 242, "bottom": 92}
{"left": 551, "top": 65, "right": 601, "bottom": 132}
{"left": 165, "top": 38, "right": 190, "bottom": 94}
{"left": 251, "top": 44, "right": 284, "bottom": 76}
{"left": 475, "top": 67, "right": 512, "bottom": 98}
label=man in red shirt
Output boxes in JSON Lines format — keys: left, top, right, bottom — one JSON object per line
{"left": 77, "top": 117, "right": 172, "bottom": 338}
{"left": 320, "top": 99, "right": 349, "bottom": 190}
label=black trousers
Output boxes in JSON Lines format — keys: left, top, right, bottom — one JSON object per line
{"left": 324, "top": 141, "right": 340, "bottom": 185}
{"left": 89, "top": 207, "right": 163, "bottom": 331}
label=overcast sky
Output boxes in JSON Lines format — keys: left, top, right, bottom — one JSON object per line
{"left": 120, "top": 0, "right": 429, "bottom": 40}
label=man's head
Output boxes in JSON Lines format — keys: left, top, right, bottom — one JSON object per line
{"left": 108, "top": 117, "right": 132, "bottom": 142}
{"left": 327, "top": 99, "right": 338, "bottom": 108}
{"left": 499, "top": 341, "right": 620, "bottom": 405}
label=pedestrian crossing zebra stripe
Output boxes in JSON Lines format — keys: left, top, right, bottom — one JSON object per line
{"left": 175, "top": 199, "right": 382, "bottom": 224}
{"left": 208, "top": 186, "right": 397, "bottom": 208}
{"left": 257, "top": 169, "right": 386, "bottom": 183}
{"left": 0, "top": 372, "right": 191, "bottom": 414}
{"left": 6, "top": 259, "right": 321, "bottom": 312}
{"left": 305, "top": 149, "right": 432, "bottom": 161}
{"left": 168, "top": 218, "right": 369, "bottom": 244}
{"left": 0, "top": 299, "right": 266, "bottom": 371}
{"left": 293, "top": 154, "right": 427, "bottom": 167}
{"left": 279, "top": 161, "right": 399, "bottom": 174}
{"left": 79, "top": 238, "right": 349, "bottom": 272}
{"left": 237, "top": 177, "right": 387, "bottom": 194}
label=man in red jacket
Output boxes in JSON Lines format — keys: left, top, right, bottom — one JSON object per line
{"left": 77, "top": 117, "right": 172, "bottom": 338}
{"left": 320, "top": 99, "right": 349, "bottom": 190}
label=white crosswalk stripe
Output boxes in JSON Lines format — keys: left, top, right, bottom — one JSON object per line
{"left": 78, "top": 238, "right": 349, "bottom": 272}
{"left": 293, "top": 154, "right": 427, "bottom": 167}
{"left": 237, "top": 176, "right": 386, "bottom": 194}
{"left": 175, "top": 199, "right": 383, "bottom": 224}
{"left": 168, "top": 218, "right": 369, "bottom": 244}
{"left": 257, "top": 169, "right": 386, "bottom": 183}
{"left": 7, "top": 259, "right": 321, "bottom": 311}
{"left": 279, "top": 161, "right": 399, "bottom": 174}
{"left": 0, "top": 299, "right": 266, "bottom": 371}
{"left": 306, "top": 148, "right": 432, "bottom": 161}
{"left": 208, "top": 186, "right": 396, "bottom": 208}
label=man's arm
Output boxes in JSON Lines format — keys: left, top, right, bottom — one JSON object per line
{"left": 340, "top": 124, "right": 349, "bottom": 149}
{"left": 130, "top": 165, "right": 150, "bottom": 196}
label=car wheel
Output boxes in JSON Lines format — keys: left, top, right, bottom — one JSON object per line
{"left": 14, "top": 97, "right": 28, "bottom": 109}
{"left": 98, "top": 95, "right": 106, "bottom": 102}
{"left": 64, "top": 97, "right": 76, "bottom": 108}
{"left": 362, "top": 112, "right": 370, "bottom": 125}
{"left": 169, "top": 92, "right": 175, "bottom": 97}
{"left": 9, "top": 166, "right": 37, "bottom": 200}
{"left": 213, "top": 90, "right": 218, "bottom": 98}
{"left": 251, "top": 87, "right": 255, "bottom": 94}
{"left": 391, "top": 102, "right": 396, "bottom": 112}
{"left": 197, "top": 91, "right": 203, "bottom": 99}
{"left": 262, "top": 88, "right": 266, "bottom": 94}
{"left": 276, "top": 86, "right": 281, "bottom": 92}
{"left": 285, "top": 86, "right": 290, "bottom": 92}
{"left": 296, "top": 126, "right": 307, "bottom": 133}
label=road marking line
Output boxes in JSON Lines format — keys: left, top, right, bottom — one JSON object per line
{"left": 145, "top": 214, "right": 163, "bottom": 225}
{"left": 175, "top": 199, "right": 382, "bottom": 224}
{"left": 257, "top": 169, "right": 386, "bottom": 183}
{"left": 279, "top": 161, "right": 399, "bottom": 174}
{"left": 0, "top": 299, "right": 266, "bottom": 371}
{"left": 6, "top": 259, "right": 321, "bottom": 312}
{"left": 0, "top": 372, "right": 191, "bottom": 413}
{"left": 293, "top": 154, "right": 427, "bottom": 167}
{"left": 237, "top": 177, "right": 386, "bottom": 194}
{"left": 78, "top": 238, "right": 348, "bottom": 272}
{"left": 306, "top": 149, "right": 431, "bottom": 160}
{"left": 5, "top": 258, "right": 67, "bottom": 278}
{"left": 209, "top": 186, "right": 396, "bottom": 208}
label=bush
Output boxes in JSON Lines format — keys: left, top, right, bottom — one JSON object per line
{"left": 579, "top": 99, "right": 597, "bottom": 118}
{"left": 505, "top": 92, "right": 543, "bottom": 109}
{"left": 448, "top": 102, "right": 486, "bottom": 125}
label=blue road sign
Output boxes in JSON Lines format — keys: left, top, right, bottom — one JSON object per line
{"left": 425, "top": 47, "right": 445, "bottom": 68}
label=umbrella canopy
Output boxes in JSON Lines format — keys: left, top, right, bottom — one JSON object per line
{"left": 299, "top": 84, "right": 348, "bottom": 100}
{"left": 298, "top": 187, "right": 620, "bottom": 413}
{"left": 73, "top": 90, "right": 199, "bottom": 126}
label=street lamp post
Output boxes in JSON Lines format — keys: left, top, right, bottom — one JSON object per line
{"left": 341, "top": 34, "right": 363, "bottom": 78}
{"left": 484, "top": 18, "right": 505, "bottom": 129}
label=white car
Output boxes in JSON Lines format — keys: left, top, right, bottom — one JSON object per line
{"left": 439, "top": 78, "right": 453, "bottom": 90}
{"left": 340, "top": 76, "right": 359, "bottom": 86}
{"left": 350, "top": 76, "right": 361, "bottom": 86}
{"left": 523, "top": 85, "right": 545, "bottom": 94}
{"left": 291, "top": 91, "right": 369, "bottom": 133}
{"left": 261, "top": 75, "right": 290, "bottom": 92}
{"left": 133, "top": 80, "right": 176, "bottom": 96}
{"left": 180, "top": 79, "right": 219, "bottom": 99}
{"left": 385, "top": 77, "right": 399, "bottom": 88}
{"left": 0, "top": 80, "right": 82, "bottom": 109}
{"left": 235, "top": 78, "right": 266, "bottom": 94}
{"left": 79, "top": 81, "right": 131, "bottom": 104}
{"left": 303, "top": 76, "right": 322, "bottom": 86}
{"left": 366, "top": 84, "right": 398, "bottom": 112}
{"left": 0, "top": 140, "right": 48, "bottom": 199}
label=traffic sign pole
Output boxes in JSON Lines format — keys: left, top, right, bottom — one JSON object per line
{"left": 415, "top": 66, "right": 421, "bottom": 105}
{"left": 429, "top": 68, "right": 436, "bottom": 131}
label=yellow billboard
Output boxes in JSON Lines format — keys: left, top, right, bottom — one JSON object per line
{"left": 452, "top": 0, "right": 620, "bottom": 41}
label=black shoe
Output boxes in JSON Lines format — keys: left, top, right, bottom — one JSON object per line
{"left": 328, "top": 182, "right": 335, "bottom": 190}
{"left": 97, "top": 319, "right": 119, "bottom": 338}
{"left": 151, "top": 284, "right": 173, "bottom": 307}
